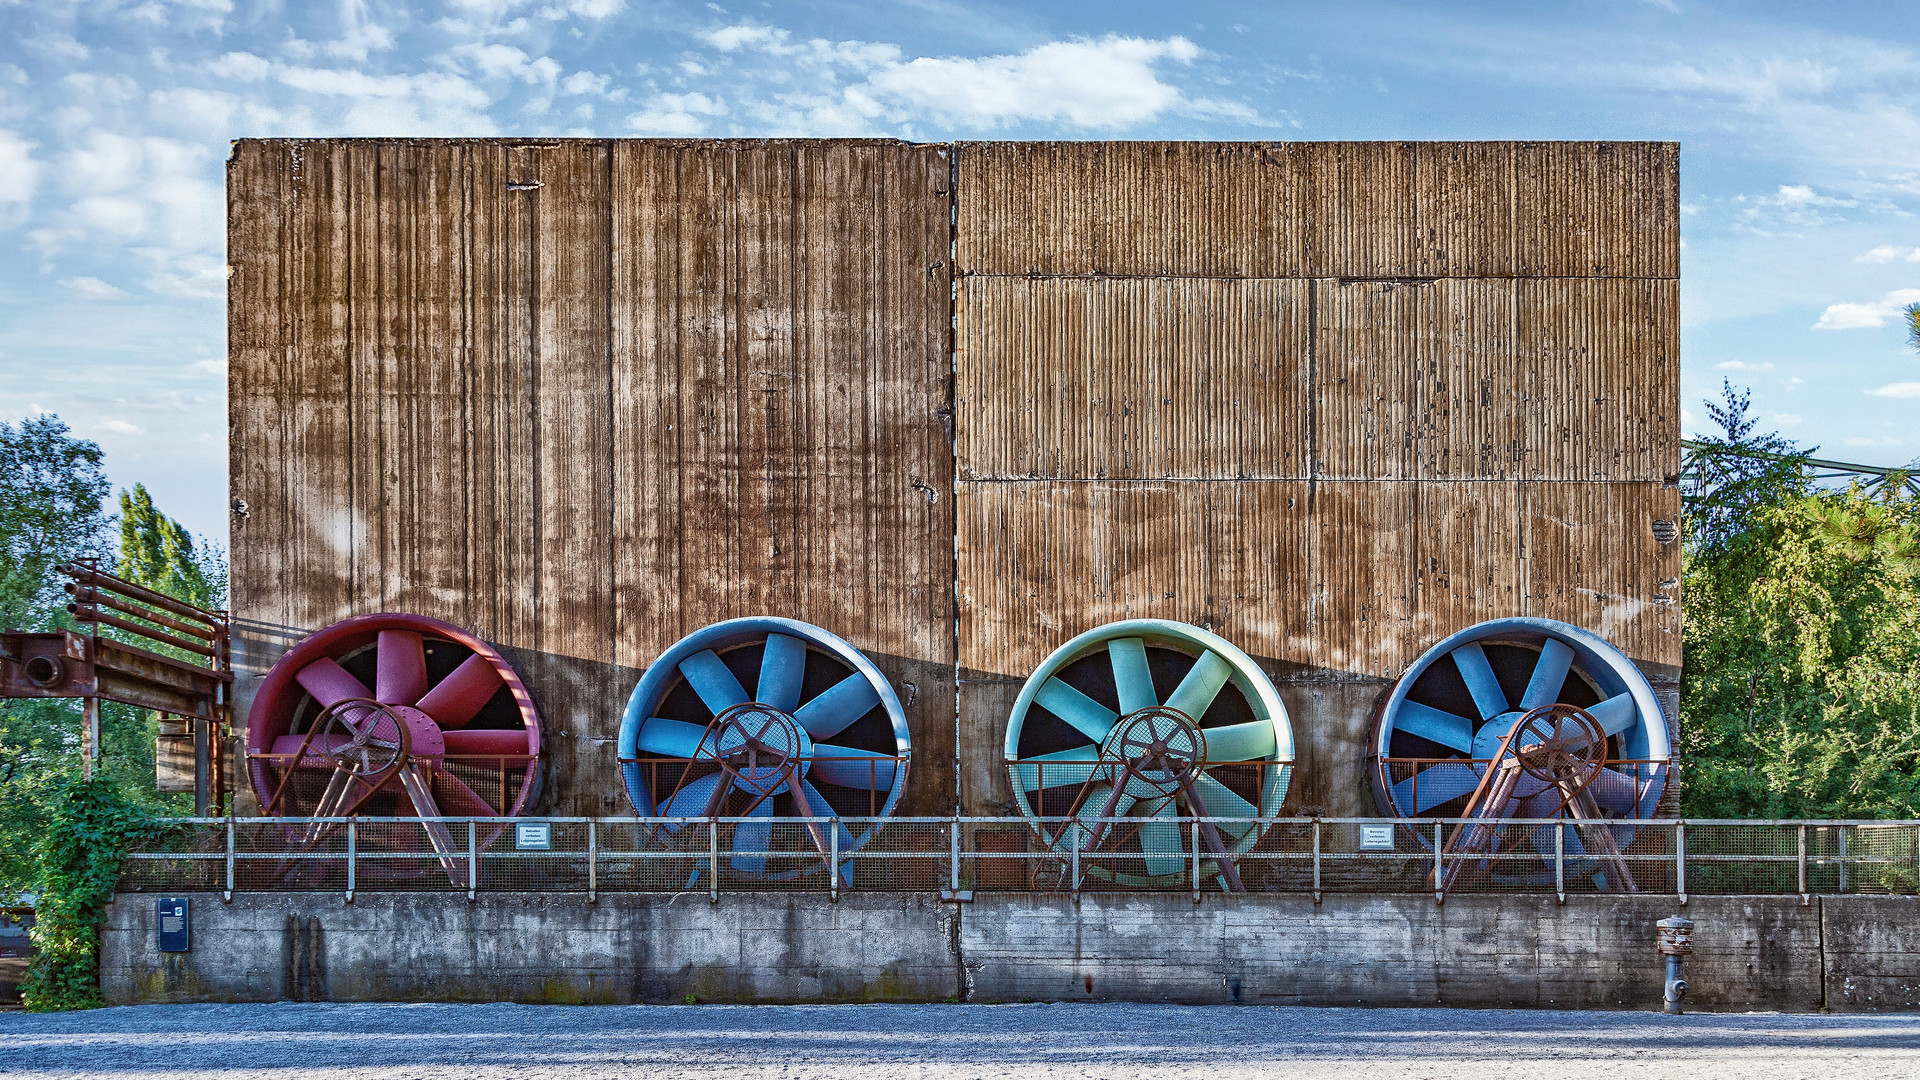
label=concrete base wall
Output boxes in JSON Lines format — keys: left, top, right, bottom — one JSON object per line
{"left": 103, "top": 892, "right": 1920, "bottom": 1011}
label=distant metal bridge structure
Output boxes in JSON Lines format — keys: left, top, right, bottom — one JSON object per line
{"left": 1681, "top": 440, "right": 1920, "bottom": 500}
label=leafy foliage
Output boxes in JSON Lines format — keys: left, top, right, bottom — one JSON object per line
{"left": 1680, "top": 389, "right": 1920, "bottom": 818}
{"left": 119, "top": 483, "right": 226, "bottom": 612}
{"left": 0, "top": 415, "right": 220, "bottom": 1009}
{"left": 16, "top": 772, "right": 161, "bottom": 1010}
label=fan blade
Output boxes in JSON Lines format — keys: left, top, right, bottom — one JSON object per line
{"left": 730, "top": 796, "right": 774, "bottom": 875}
{"left": 1201, "top": 720, "right": 1278, "bottom": 763}
{"left": 440, "top": 728, "right": 535, "bottom": 757}
{"left": 1586, "top": 766, "right": 1644, "bottom": 816}
{"left": 1451, "top": 641, "right": 1509, "bottom": 721}
{"left": 429, "top": 768, "right": 501, "bottom": 817}
{"left": 1586, "top": 693, "right": 1639, "bottom": 737}
{"left": 660, "top": 772, "right": 725, "bottom": 821}
{"left": 1011, "top": 745, "right": 1102, "bottom": 791}
{"left": 756, "top": 633, "right": 807, "bottom": 713}
{"left": 1052, "top": 782, "right": 1135, "bottom": 856}
{"left": 1188, "top": 774, "right": 1259, "bottom": 845}
{"left": 679, "top": 650, "right": 750, "bottom": 714}
{"left": 633, "top": 717, "right": 716, "bottom": 759}
{"left": 1392, "top": 701, "right": 1476, "bottom": 754}
{"left": 1140, "top": 800, "right": 1186, "bottom": 877}
{"left": 808, "top": 745, "right": 899, "bottom": 790}
{"left": 416, "top": 654, "right": 503, "bottom": 730}
{"left": 1164, "top": 650, "right": 1234, "bottom": 721}
{"left": 793, "top": 673, "right": 881, "bottom": 740}
{"left": 1108, "top": 637, "right": 1157, "bottom": 714}
{"left": 1034, "top": 677, "right": 1118, "bottom": 743}
{"left": 375, "top": 630, "right": 430, "bottom": 706}
{"left": 1518, "top": 638, "right": 1575, "bottom": 711}
{"left": 1390, "top": 762, "right": 1483, "bottom": 814}
{"left": 797, "top": 779, "right": 857, "bottom": 859}
{"left": 295, "top": 657, "right": 373, "bottom": 709}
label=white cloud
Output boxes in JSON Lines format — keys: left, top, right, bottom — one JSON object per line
{"left": 101, "top": 419, "right": 146, "bottom": 437}
{"left": 628, "top": 92, "right": 727, "bottom": 136}
{"left": 694, "top": 29, "right": 1243, "bottom": 133}
{"left": 60, "top": 276, "right": 127, "bottom": 299}
{"left": 274, "top": 66, "right": 496, "bottom": 135}
{"left": 451, "top": 44, "right": 563, "bottom": 87}
{"left": 209, "top": 52, "right": 272, "bottom": 81}
{"left": 1715, "top": 360, "right": 1773, "bottom": 371}
{"left": 863, "top": 35, "right": 1206, "bottom": 128}
{"left": 1866, "top": 381, "right": 1920, "bottom": 398}
{"left": 561, "top": 71, "right": 612, "bottom": 96}
{"left": 0, "top": 129, "right": 40, "bottom": 207}
{"left": 1813, "top": 288, "right": 1920, "bottom": 329}
{"left": 1772, "top": 412, "right": 1805, "bottom": 425}
{"left": 1844, "top": 436, "right": 1906, "bottom": 447}
{"left": 1858, "top": 245, "right": 1920, "bottom": 263}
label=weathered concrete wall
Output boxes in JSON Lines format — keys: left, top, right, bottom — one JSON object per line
{"left": 104, "top": 891, "right": 1918, "bottom": 1011}
{"left": 104, "top": 893, "right": 961, "bottom": 1006}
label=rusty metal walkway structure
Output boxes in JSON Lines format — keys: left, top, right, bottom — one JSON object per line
{"left": 0, "top": 560, "right": 231, "bottom": 812}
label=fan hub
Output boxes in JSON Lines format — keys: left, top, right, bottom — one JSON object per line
{"left": 1103, "top": 706, "right": 1206, "bottom": 798}
{"left": 711, "top": 702, "right": 812, "bottom": 798}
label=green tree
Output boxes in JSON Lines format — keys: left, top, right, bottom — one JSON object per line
{"left": 0, "top": 416, "right": 110, "bottom": 630}
{"left": 1681, "top": 390, "right": 1920, "bottom": 818}
{"left": 118, "top": 483, "right": 225, "bottom": 611}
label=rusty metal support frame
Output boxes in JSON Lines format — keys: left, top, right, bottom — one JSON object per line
{"left": 0, "top": 560, "right": 232, "bottom": 809}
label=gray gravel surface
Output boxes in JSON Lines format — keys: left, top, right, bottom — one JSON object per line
{"left": 2, "top": 1002, "right": 1916, "bottom": 1079}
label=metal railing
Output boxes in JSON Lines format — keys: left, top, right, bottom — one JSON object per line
{"left": 117, "top": 816, "right": 1920, "bottom": 902}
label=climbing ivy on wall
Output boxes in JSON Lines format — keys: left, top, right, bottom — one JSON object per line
{"left": 18, "top": 772, "right": 158, "bottom": 1011}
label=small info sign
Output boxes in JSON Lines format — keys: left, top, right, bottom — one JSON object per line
{"left": 516, "top": 823, "right": 552, "bottom": 851}
{"left": 1358, "top": 824, "right": 1396, "bottom": 851}
{"left": 157, "top": 897, "right": 189, "bottom": 952}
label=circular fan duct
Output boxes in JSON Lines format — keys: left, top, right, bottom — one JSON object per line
{"left": 246, "top": 613, "right": 543, "bottom": 882}
{"left": 618, "top": 617, "right": 909, "bottom": 882}
{"left": 1004, "top": 620, "right": 1294, "bottom": 891}
{"left": 1368, "top": 617, "right": 1671, "bottom": 887}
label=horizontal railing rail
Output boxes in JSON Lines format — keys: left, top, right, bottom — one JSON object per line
{"left": 116, "top": 816, "right": 1920, "bottom": 902}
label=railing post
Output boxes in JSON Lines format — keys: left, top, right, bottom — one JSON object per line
{"left": 1191, "top": 818, "right": 1204, "bottom": 903}
{"left": 1797, "top": 824, "right": 1808, "bottom": 904}
{"left": 708, "top": 819, "right": 720, "bottom": 904}
{"left": 223, "top": 816, "right": 235, "bottom": 903}
{"left": 467, "top": 819, "right": 477, "bottom": 902}
{"left": 1311, "top": 819, "right": 1322, "bottom": 905}
{"left": 1839, "top": 827, "right": 1850, "bottom": 894}
{"left": 345, "top": 819, "right": 356, "bottom": 904}
{"left": 1433, "top": 820, "right": 1444, "bottom": 904}
{"left": 1675, "top": 821, "right": 1687, "bottom": 905}
{"left": 1069, "top": 821, "right": 1081, "bottom": 901}
{"left": 949, "top": 817, "right": 961, "bottom": 893}
{"left": 1554, "top": 821, "right": 1566, "bottom": 904}
{"left": 587, "top": 819, "right": 598, "bottom": 904}
{"left": 829, "top": 817, "right": 840, "bottom": 903}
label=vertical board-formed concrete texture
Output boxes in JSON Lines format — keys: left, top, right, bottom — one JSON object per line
{"left": 229, "top": 139, "right": 1677, "bottom": 818}
{"left": 229, "top": 140, "right": 955, "bottom": 815}
{"left": 951, "top": 142, "right": 1678, "bottom": 814}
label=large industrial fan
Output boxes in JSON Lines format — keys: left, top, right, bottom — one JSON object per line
{"left": 1368, "top": 617, "right": 1671, "bottom": 889}
{"left": 618, "top": 617, "right": 910, "bottom": 883}
{"left": 246, "top": 613, "right": 543, "bottom": 882}
{"left": 1004, "top": 620, "right": 1294, "bottom": 891}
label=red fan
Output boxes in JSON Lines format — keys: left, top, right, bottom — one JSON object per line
{"left": 246, "top": 613, "right": 542, "bottom": 878}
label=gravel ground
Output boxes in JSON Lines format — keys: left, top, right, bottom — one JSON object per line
{"left": 2, "top": 1002, "right": 1917, "bottom": 1079}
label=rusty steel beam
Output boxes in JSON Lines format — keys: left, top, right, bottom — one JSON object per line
{"left": 65, "top": 584, "right": 219, "bottom": 641}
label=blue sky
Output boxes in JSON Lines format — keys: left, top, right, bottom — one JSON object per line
{"left": 1, "top": 0, "right": 1917, "bottom": 543}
